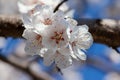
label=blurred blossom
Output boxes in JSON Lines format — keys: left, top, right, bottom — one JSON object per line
{"left": 106, "top": 48, "right": 120, "bottom": 64}
{"left": 29, "top": 62, "right": 53, "bottom": 80}
{"left": 0, "top": 61, "right": 32, "bottom": 80}
{"left": 100, "top": 19, "right": 117, "bottom": 27}
{"left": 0, "top": 0, "right": 18, "bottom": 14}
{"left": 104, "top": 72, "right": 120, "bottom": 80}
{"left": 62, "top": 66, "right": 83, "bottom": 80}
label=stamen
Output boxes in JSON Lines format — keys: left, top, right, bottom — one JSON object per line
{"left": 44, "top": 18, "right": 52, "bottom": 25}
{"left": 51, "top": 31, "right": 64, "bottom": 44}
{"left": 35, "top": 35, "right": 42, "bottom": 43}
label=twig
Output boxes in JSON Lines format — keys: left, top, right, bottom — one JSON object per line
{"left": 54, "top": 0, "right": 68, "bottom": 12}
{"left": 0, "top": 15, "right": 120, "bottom": 48}
{"left": 112, "top": 47, "right": 120, "bottom": 53}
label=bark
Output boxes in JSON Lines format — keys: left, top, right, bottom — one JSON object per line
{"left": 0, "top": 15, "right": 120, "bottom": 48}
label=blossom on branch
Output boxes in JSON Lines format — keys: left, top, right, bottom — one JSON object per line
{"left": 21, "top": 4, "right": 93, "bottom": 69}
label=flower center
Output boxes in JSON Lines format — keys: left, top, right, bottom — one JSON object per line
{"left": 35, "top": 35, "right": 42, "bottom": 43}
{"left": 29, "top": 9, "right": 35, "bottom": 15}
{"left": 44, "top": 18, "right": 52, "bottom": 25}
{"left": 51, "top": 32, "right": 64, "bottom": 44}
{"left": 71, "top": 42, "right": 76, "bottom": 46}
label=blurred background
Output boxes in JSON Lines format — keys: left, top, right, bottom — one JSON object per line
{"left": 0, "top": 0, "right": 120, "bottom": 80}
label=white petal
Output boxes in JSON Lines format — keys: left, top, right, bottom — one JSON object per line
{"left": 77, "top": 32, "right": 93, "bottom": 49}
{"left": 41, "top": 26, "right": 57, "bottom": 49}
{"left": 52, "top": 21, "right": 69, "bottom": 48}
{"left": 72, "top": 25, "right": 89, "bottom": 34}
{"left": 32, "top": 5, "right": 43, "bottom": 16}
{"left": 58, "top": 46, "right": 71, "bottom": 56}
{"left": 68, "top": 44, "right": 78, "bottom": 60}
{"left": 39, "top": 5, "right": 53, "bottom": 19}
{"left": 22, "top": 29, "right": 38, "bottom": 41}
{"left": 39, "top": 48, "right": 48, "bottom": 57}
{"left": 66, "top": 27, "right": 71, "bottom": 39}
{"left": 34, "top": 23, "right": 48, "bottom": 34}
{"left": 55, "top": 53, "right": 72, "bottom": 69}
{"left": 25, "top": 41, "right": 42, "bottom": 55}
{"left": 53, "top": 19, "right": 68, "bottom": 31}
{"left": 66, "top": 17, "right": 78, "bottom": 26}
{"left": 43, "top": 49, "right": 55, "bottom": 66}
{"left": 18, "top": 0, "right": 37, "bottom": 13}
{"left": 53, "top": 10, "right": 64, "bottom": 21}
{"left": 22, "top": 13, "right": 33, "bottom": 29}
{"left": 70, "top": 25, "right": 89, "bottom": 42}
{"left": 70, "top": 25, "right": 93, "bottom": 49}
{"left": 42, "top": 35, "right": 57, "bottom": 50}
{"left": 58, "top": 31, "right": 69, "bottom": 48}
{"left": 42, "top": 25, "right": 68, "bottom": 49}
{"left": 73, "top": 46, "right": 86, "bottom": 61}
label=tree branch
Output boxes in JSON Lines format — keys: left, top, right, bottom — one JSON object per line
{"left": 0, "top": 15, "right": 120, "bottom": 47}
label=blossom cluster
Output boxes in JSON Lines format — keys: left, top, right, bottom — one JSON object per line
{"left": 19, "top": 1, "right": 93, "bottom": 69}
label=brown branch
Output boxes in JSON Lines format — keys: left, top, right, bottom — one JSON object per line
{"left": 0, "top": 15, "right": 120, "bottom": 47}
{"left": 0, "top": 15, "right": 24, "bottom": 38}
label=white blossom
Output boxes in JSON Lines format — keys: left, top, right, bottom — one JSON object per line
{"left": 21, "top": 4, "right": 93, "bottom": 69}
{"left": 22, "top": 28, "right": 43, "bottom": 55}
{"left": 70, "top": 25, "right": 93, "bottom": 50}
{"left": 69, "top": 25, "right": 93, "bottom": 61}
{"left": 43, "top": 47, "right": 72, "bottom": 69}
{"left": 41, "top": 19, "right": 70, "bottom": 50}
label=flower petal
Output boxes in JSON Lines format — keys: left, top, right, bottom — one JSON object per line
{"left": 42, "top": 38, "right": 57, "bottom": 50}
{"left": 55, "top": 53, "right": 72, "bottom": 69}
{"left": 18, "top": 0, "right": 37, "bottom": 13}
{"left": 73, "top": 46, "right": 86, "bottom": 60}
{"left": 53, "top": 10, "right": 64, "bottom": 21}
{"left": 72, "top": 25, "right": 89, "bottom": 35}
{"left": 77, "top": 32, "right": 93, "bottom": 49}
{"left": 22, "top": 29, "right": 38, "bottom": 41}
{"left": 25, "top": 41, "right": 42, "bottom": 55}
{"left": 22, "top": 13, "right": 33, "bottom": 29}
{"left": 66, "top": 17, "right": 78, "bottom": 26}
{"left": 68, "top": 44, "right": 78, "bottom": 60}
{"left": 70, "top": 25, "right": 93, "bottom": 49}
{"left": 58, "top": 46, "right": 71, "bottom": 56}
{"left": 43, "top": 49, "right": 55, "bottom": 66}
